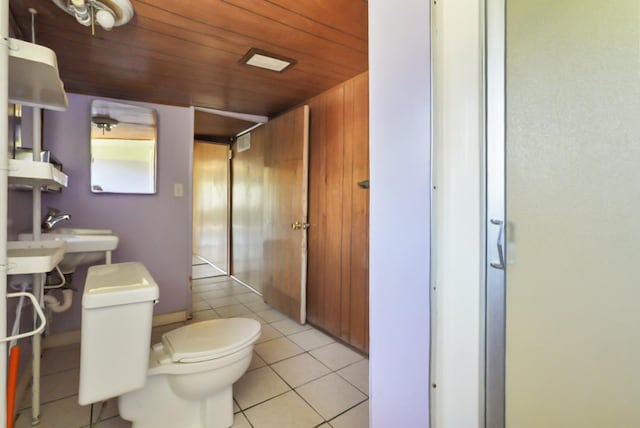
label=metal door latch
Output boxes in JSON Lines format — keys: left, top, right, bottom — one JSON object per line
{"left": 291, "top": 221, "right": 310, "bottom": 230}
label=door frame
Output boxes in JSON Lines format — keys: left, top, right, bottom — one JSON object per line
{"left": 299, "top": 105, "right": 309, "bottom": 323}
{"left": 430, "top": 0, "right": 509, "bottom": 425}
{"left": 429, "top": 0, "right": 487, "bottom": 426}
{"left": 485, "top": 0, "right": 506, "bottom": 426}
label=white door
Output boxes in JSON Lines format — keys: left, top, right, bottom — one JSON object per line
{"left": 488, "top": 1, "right": 640, "bottom": 426}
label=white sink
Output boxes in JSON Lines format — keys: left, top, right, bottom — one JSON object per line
{"left": 19, "top": 228, "right": 119, "bottom": 273}
{"left": 54, "top": 227, "right": 115, "bottom": 236}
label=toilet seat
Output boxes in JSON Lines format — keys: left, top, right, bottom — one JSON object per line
{"left": 120, "top": 317, "right": 262, "bottom": 428}
{"left": 160, "top": 318, "right": 261, "bottom": 363}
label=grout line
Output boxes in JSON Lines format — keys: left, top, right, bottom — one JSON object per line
{"left": 18, "top": 389, "right": 79, "bottom": 411}
{"left": 240, "top": 410, "right": 256, "bottom": 428}
{"left": 290, "top": 384, "right": 328, "bottom": 422}
{"left": 233, "top": 397, "right": 242, "bottom": 414}
{"left": 237, "top": 387, "right": 291, "bottom": 413}
{"left": 38, "top": 365, "right": 80, "bottom": 378}
{"left": 18, "top": 391, "right": 80, "bottom": 411}
{"left": 298, "top": 349, "right": 334, "bottom": 373}
{"left": 260, "top": 365, "right": 328, "bottom": 423}
{"left": 325, "top": 397, "right": 369, "bottom": 425}
{"left": 267, "top": 354, "right": 304, "bottom": 390}
{"left": 253, "top": 340, "right": 368, "bottom": 424}
{"left": 325, "top": 369, "right": 367, "bottom": 390}
{"left": 334, "top": 372, "right": 368, "bottom": 397}
{"left": 190, "top": 306, "right": 213, "bottom": 314}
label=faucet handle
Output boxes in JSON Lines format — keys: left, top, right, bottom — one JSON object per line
{"left": 45, "top": 207, "right": 60, "bottom": 217}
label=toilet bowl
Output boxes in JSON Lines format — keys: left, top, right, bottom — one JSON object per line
{"left": 118, "top": 318, "right": 261, "bottom": 428}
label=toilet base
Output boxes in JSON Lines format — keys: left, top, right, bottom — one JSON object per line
{"left": 119, "top": 374, "right": 234, "bottom": 428}
{"left": 202, "top": 387, "right": 234, "bottom": 428}
{"left": 117, "top": 319, "right": 259, "bottom": 428}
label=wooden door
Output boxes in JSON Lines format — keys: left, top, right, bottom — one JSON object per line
{"left": 192, "top": 141, "right": 229, "bottom": 272}
{"left": 231, "top": 128, "right": 267, "bottom": 293}
{"left": 262, "top": 105, "right": 309, "bottom": 323}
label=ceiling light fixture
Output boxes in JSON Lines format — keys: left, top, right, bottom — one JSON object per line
{"left": 51, "top": 0, "right": 134, "bottom": 35}
{"left": 239, "top": 48, "right": 296, "bottom": 73}
{"left": 92, "top": 116, "right": 119, "bottom": 134}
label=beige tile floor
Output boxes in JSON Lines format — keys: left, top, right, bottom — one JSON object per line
{"left": 14, "top": 266, "right": 369, "bottom": 428}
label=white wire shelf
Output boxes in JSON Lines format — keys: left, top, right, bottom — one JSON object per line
{"left": 8, "top": 159, "right": 68, "bottom": 192}
{"left": 6, "top": 240, "right": 66, "bottom": 275}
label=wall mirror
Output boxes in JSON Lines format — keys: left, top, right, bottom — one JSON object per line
{"left": 90, "top": 100, "right": 157, "bottom": 194}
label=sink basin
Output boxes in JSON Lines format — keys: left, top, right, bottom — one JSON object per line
{"left": 18, "top": 228, "right": 119, "bottom": 273}
{"left": 54, "top": 227, "right": 115, "bottom": 236}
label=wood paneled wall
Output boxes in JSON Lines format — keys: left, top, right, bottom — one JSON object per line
{"left": 192, "top": 142, "right": 230, "bottom": 271}
{"left": 307, "top": 72, "right": 369, "bottom": 353}
{"left": 228, "top": 72, "right": 369, "bottom": 352}
{"left": 231, "top": 126, "right": 267, "bottom": 294}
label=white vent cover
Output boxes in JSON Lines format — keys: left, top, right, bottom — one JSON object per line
{"left": 237, "top": 133, "right": 251, "bottom": 152}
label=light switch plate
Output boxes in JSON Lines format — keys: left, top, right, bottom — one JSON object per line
{"left": 174, "top": 183, "right": 183, "bottom": 197}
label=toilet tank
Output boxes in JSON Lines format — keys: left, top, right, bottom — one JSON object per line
{"left": 78, "top": 262, "right": 159, "bottom": 405}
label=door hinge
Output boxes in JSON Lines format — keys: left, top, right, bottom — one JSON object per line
{"left": 228, "top": 149, "right": 233, "bottom": 160}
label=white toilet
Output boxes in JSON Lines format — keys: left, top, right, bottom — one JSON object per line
{"left": 78, "top": 262, "right": 261, "bottom": 428}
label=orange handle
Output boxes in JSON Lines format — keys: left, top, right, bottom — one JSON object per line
{"left": 7, "top": 345, "right": 20, "bottom": 428}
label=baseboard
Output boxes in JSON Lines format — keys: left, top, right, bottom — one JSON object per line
{"left": 42, "top": 310, "right": 189, "bottom": 349}
{"left": 43, "top": 330, "right": 81, "bottom": 349}
{"left": 152, "top": 310, "right": 188, "bottom": 327}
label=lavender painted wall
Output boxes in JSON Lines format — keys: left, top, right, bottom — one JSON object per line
{"left": 369, "top": 1, "right": 431, "bottom": 426}
{"left": 39, "top": 93, "right": 193, "bottom": 333}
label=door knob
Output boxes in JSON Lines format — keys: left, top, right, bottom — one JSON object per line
{"left": 291, "top": 221, "right": 310, "bottom": 230}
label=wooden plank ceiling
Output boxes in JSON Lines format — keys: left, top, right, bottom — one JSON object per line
{"left": 8, "top": 0, "right": 368, "bottom": 120}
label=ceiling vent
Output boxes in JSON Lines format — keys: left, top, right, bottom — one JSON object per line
{"left": 240, "top": 48, "right": 296, "bottom": 73}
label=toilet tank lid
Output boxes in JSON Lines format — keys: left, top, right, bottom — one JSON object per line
{"left": 83, "top": 262, "right": 159, "bottom": 309}
{"left": 162, "top": 318, "right": 261, "bottom": 363}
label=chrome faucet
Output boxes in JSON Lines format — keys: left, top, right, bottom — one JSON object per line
{"left": 42, "top": 207, "right": 71, "bottom": 231}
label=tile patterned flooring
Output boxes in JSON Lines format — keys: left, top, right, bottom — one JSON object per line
{"left": 14, "top": 266, "right": 369, "bottom": 428}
